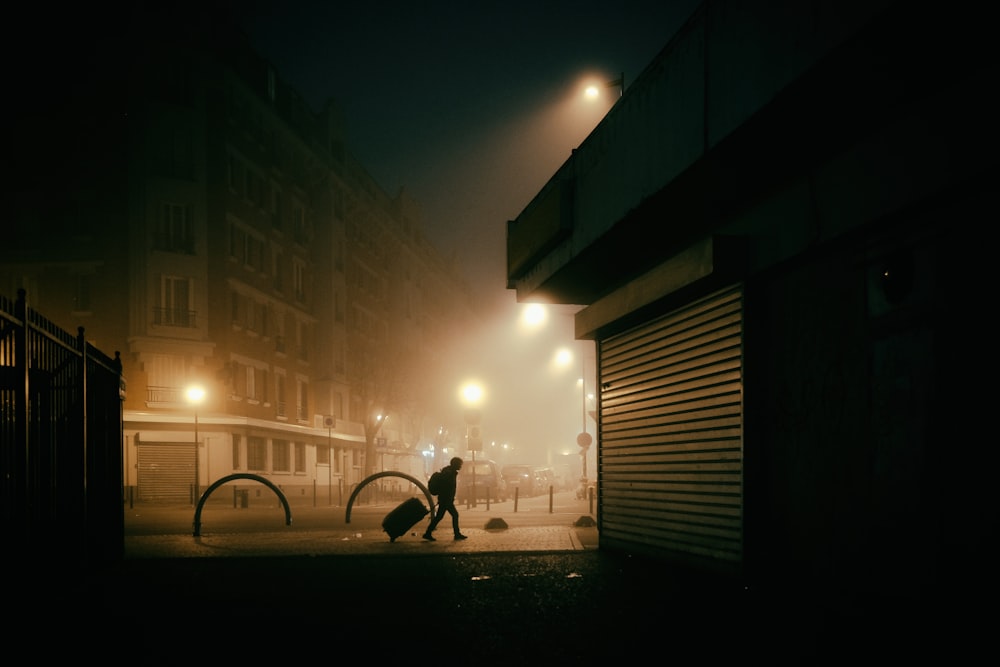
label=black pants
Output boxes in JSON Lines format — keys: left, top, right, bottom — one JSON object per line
{"left": 426, "top": 498, "right": 460, "bottom": 534}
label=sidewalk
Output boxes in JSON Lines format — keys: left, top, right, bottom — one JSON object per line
{"left": 124, "top": 489, "right": 600, "bottom": 558}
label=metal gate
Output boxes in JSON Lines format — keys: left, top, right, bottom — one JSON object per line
{"left": 0, "top": 289, "right": 124, "bottom": 565}
{"left": 137, "top": 442, "right": 195, "bottom": 503}
{"left": 598, "top": 285, "right": 743, "bottom": 570}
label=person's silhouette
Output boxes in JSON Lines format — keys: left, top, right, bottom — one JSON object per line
{"left": 423, "top": 457, "right": 468, "bottom": 541}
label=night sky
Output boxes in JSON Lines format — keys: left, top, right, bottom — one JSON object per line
{"left": 235, "top": 0, "right": 700, "bottom": 311}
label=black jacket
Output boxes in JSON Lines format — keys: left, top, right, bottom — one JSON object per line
{"left": 435, "top": 466, "right": 459, "bottom": 501}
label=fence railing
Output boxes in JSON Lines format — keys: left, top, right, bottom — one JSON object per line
{"left": 0, "top": 288, "right": 124, "bottom": 567}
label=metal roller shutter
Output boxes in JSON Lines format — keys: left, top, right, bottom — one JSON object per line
{"left": 137, "top": 442, "right": 195, "bottom": 503}
{"left": 599, "top": 285, "right": 743, "bottom": 568}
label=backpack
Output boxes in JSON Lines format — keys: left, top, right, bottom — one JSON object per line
{"left": 427, "top": 470, "right": 444, "bottom": 495}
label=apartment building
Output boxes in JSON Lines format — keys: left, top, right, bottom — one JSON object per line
{"left": 2, "top": 14, "right": 478, "bottom": 505}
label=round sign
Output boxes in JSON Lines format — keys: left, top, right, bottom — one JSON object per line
{"left": 576, "top": 432, "right": 593, "bottom": 448}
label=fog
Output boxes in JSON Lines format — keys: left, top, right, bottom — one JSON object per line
{"left": 437, "top": 299, "right": 597, "bottom": 479}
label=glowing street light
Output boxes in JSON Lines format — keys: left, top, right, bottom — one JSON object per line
{"left": 584, "top": 72, "right": 625, "bottom": 100}
{"left": 185, "top": 384, "right": 206, "bottom": 502}
{"left": 459, "top": 381, "right": 485, "bottom": 407}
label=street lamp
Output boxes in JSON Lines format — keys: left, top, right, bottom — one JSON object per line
{"left": 185, "top": 384, "right": 206, "bottom": 503}
{"left": 584, "top": 72, "right": 624, "bottom": 100}
{"left": 459, "top": 380, "right": 485, "bottom": 505}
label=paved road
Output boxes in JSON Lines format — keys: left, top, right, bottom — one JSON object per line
{"left": 19, "top": 489, "right": 968, "bottom": 661}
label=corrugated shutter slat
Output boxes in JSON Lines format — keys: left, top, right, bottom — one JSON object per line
{"left": 599, "top": 286, "right": 742, "bottom": 568}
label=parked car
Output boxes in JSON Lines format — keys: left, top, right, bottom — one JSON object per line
{"left": 456, "top": 458, "right": 507, "bottom": 503}
{"left": 533, "top": 466, "right": 556, "bottom": 494}
{"left": 501, "top": 464, "right": 538, "bottom": 498}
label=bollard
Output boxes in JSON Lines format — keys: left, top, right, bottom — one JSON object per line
{"left": 513, "top": 486, "right": 519, "bottom": 512}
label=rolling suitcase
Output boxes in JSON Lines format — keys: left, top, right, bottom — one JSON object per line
{"left": 382, "top": 497, "right": 430, "bottom": 542}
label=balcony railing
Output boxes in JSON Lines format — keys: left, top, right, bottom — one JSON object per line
{"left": 147, "top": 385, "right": 183, "bottom": 404}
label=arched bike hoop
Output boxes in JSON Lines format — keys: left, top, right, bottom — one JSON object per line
{"left": 345, "top": 471, "right": 435, "bottom": 524}
{"left": 193, "top": 473, "right": 293, "bottom": 536}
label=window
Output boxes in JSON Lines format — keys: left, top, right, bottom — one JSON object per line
{"left": 246, "top": 297, "right": 256, "bottom": 332}
{"left": 229, "top": 222, "right": 263, "bottom": 270}
{"left": 247, "top": 437, "right": 266, "bottom": 471}
{"left": 268, "top": 183, "right": 282, "bottom": 229}
{"left": 333, "top": 391, "right": 344, "bottom": 421}
{"left": 157, "top": 275, "right": 194, "bottom": 327}
{"left": 229, "top": 224, "right": 245, "bottom": 261}
{"left": 232, "top": 435, "right": 241, "bottom": 470}
{"left": 296, "top": 377, "right": 308, "bottom": 422}
{"left": 157, "top": 202, "right": 194, "bottom": 253}
{"left": 246, "top": 365, "right": 256, "bottom": 401}
{"left": 229, "top": 361, "right": 242, "bottom": 396}
{"left": 291, "top": 201, "right": 308, "bottom": 244}
{"left": 316, "top": 445, "right": 329, "bottom": 465}
{"left": 294, "top": 442, "right": 305, "bottom": 473}
{"left": 276, "top": 373, "right": 286, "bottom": 417}
{"left": 272, "top": 439, "right": 290, "bottom": 472}
{"left": 293, "top": 259, "right": 306, "bottom": 302}
{"left": 271, "top": 248, "right": 284, "bottom": 291}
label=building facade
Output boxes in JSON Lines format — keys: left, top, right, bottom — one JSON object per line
{"left": 2, "top": 14, "right": 477, "bottom": 506}
{"left": 507, "top": 0, "right": 994, "bottom": 604}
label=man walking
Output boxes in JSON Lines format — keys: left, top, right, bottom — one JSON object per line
{"left": 423, "top": 457, "right": 468, "bottom": 541}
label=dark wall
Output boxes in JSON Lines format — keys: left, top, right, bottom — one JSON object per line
{"left": 743, "top": 185, "right": 994, "bottom": 605}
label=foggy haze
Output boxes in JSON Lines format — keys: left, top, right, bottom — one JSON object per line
{"left": 435, "top": 302, "right": 596, "bottom": 477}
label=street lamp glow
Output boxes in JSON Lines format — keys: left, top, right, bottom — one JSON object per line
{"left": 186, "top": 385, "right": 205, "bottom": 404}
{"left": 520, "top": 303, "right": 547, "bottom": 329}
{"left": 459, "top": 381, "right": 485, "bottom": 406}
{"left": 553, "top": 347, "right": 573, "bottom": 368}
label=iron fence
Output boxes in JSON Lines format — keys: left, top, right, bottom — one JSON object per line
{"left": 1, "top": 289, "right": 124, "bottom": 567}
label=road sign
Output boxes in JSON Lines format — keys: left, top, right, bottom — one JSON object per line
{"left": 468, "top": 425, "right": 483, "bottom": 451}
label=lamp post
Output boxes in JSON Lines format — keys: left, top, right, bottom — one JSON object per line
{"left": 325, "top": 416, "right": 335, "bottom": 505}
{"left": 186, "top": 384, "right": 206, "bottom": 503}
{"left": 460, "top": 381, "right": 485, "bottom": 506}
